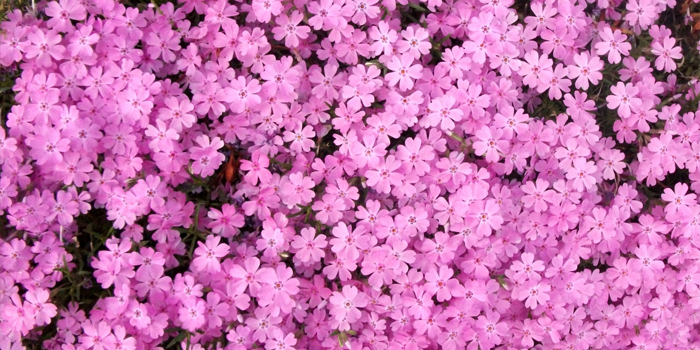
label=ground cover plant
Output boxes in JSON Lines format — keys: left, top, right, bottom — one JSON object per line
{"left": 3, "top": 0, "right": 700, "bottom": 349}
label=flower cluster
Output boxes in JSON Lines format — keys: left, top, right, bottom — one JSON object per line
{"left": 1, "top": 0, "right": 700, "bottom": 349}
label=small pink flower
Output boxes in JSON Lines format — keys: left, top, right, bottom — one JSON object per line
{"left": 192, "top": 235, "right": 230, "bottom": 273}
{"left": 290, "top": 227, "right": 327, "bottom": 264}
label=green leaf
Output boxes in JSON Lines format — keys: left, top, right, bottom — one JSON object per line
{"left": 338, "top": 331, "right": 348, "bottom": 347}
{"left": 166, "top": 331, "right": 188, "bottom": 348}
{"left": 408, "top": 3, "right": 427, "bottom": 12}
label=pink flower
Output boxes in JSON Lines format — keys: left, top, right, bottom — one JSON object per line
{"left": 567, "top": 51, "right": 604, "bottom": 90}
{"left": 145, "top": 119, "right": 180, "bottom": 152}
{"left": 424, "top": 265, "right": 465, "bottom": 302}
{"left": 539, "top": 63, "right": 571, "bottom": 100}
{"left": 608, "top": 257, "right": 642, "bottom": 289}
{"left": 598, "top": 149, "right": 626, "bottom": 180}
{"left": 385, "top": 53, "right": 423, "bottom": 91}
{"left": 190, "top": 135, "right": 226, "bottom": 178}
{"left": 396, "top": 137, "right": 434, "bottom": 176}
{"left": 290, "top": 227, "right": 327, "bottom": 264}
{"left": 240, "top": 151, "right": 273, "bottom": 185}
{"left": 28, "top": 126, "right": 71, "bottom": 165}
{"left": 473, "top": 126, "right": 510, "bottom": 163}
{"left": 365, "top": 155, "right": 404, "bottom": 194}
{"left": 178, "top": 298, "right": 207, "bottom": 331}
{"left": 25, "top": 288, "right": 57, "bottom": 326}
{"left": 207, "top": 204, "right": 245, "bottom": 237}
{"left": 565, "top": 158, "right": 597, "bottom": 192}
{"left": 606, "top": 82, "right": 641, "bottom": 118}
{"left": 595, "top": 27, "right": 632, "bottom": 64}
{"left": 329, "top": 285, "right": 368, "bottom": 325}
{"left": 397, "top": 26, "right": 431, "bottom": 59}
{"left": 80, "top": 321, "right": 116, "bottom": 350}
{"left": 260, "top": 56, "right": 299, "bottom": 100}
{"left": 369, "top": 21, "right": 398, "bottom": 56}
{"left": 330, "top": 222, "right": 370, "bottom": 260}
{"left": 425, "top": 95, "right": 463, "bottom": 131}
{"left": 229, "top": 257, "right": 265, "bottom": 296}
{"left": 361, "top": 247, "right": 400, "bottom": 289}
{"left": 112, "top": 326, "right": 136, "bottom": 350}
{"left": 265, "top": 330, "right": 297, "bottom": 350}
{"left": 309, "top": 63, "right": 345, "bottom": 101}
{"left": 311, "top": 194, "right": 346, "bottom": 224}
{"left": 510, "top": 252, "right": 545, "bottom": 283}
{"left": 661, "top": 182, "right": 696, "bottom": 217}
{"left": 475, "top": 311, "right": 509, "bottom": 349}
{"left": 126, "top": 301, "right": 151, "bottom": 329}
{"left": 257, "top": 265, "right": 299, "bottom": 316}
{"left": 467, "top": 199, "right": 503, "bottom": 237}
{"left": 457, "top": 80, "right": 491, "bottom": 119}
{"left": 45, "top": 0, "right": 86, "bottom": 32}
{"left": 256, "top": 226, "right": 286, "bottom": 258}
{"left": 251, "top": 0, "right": 283, "bottom": 22}
{"left": 420, "top": 231, "right": 459, "bottom": 264}
{"left": 626, "top": 0, "right": 657, "bottom": 29}
{"left": 283, "top": 125, "right": 316, "bottom": 154}
{"left": 193, "top": 235, "right": 230, "bottom": 273}
{"left": 651, "top": 37, "right": 682, "bottom": 72}
{"left": 351, "top": 134, "right": 387, "bottom": 169}
{"left": 521, "top": 179, "right": 555, "bottom": 212}
{"left": 25, "top": 29, "right": 65, "bottom": 68}
{"left": 272, "top": 11, "right": 310, "bottom": 48}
